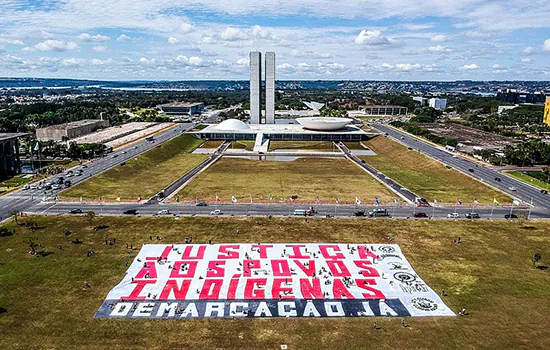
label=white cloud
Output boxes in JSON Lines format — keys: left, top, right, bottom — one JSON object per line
{"left": 464, "top": 31, "right": 493, "bottom": 38}
{"left": 355, "top": 29, "right": 393, "bottom": 45}
{"left": 0, "top": 38, "right": 25, "bottom": 46}
{"left": 431, "top": 34, "right": 447, "bottom": 42}
{"left": 91, "top": 58, "right": 113, "bottom": 65}
{"left": 290, "top": 50, "right": 331, "bottom": 59}
{"left": 403, "top": 23, "right": 434, "bottom": 31}
{"left": 521, "top": 57, "right": 532, "bottom": 63}
{"left": 461, "top": 63, "right": 479, "bottom": 70}
{"left": 180, "top": 22, "right": 195, "bottom": 33}
{"left": 175, "top": 55, "right": 203, "bottom": 65}
{"left": 395, "top": 63, "right": 422, "bottom": 71}
{"left": 117, "top": 34, "right": 137, "bottom": 42}
{"left": 543, "top": 39, "right": 550, "bottom": 52}
{"left": 236, "top": 58, "right": 248, "bottom": 66}
{"left": 220, "top": 27, "right": 248, "bottom": 41}
{"left": 76, "top": 33, "right": 110, "bottom": 42}
{"left": 168, "top": 36, "right": 180, "bottom": 45}
{"left": 428, "top": 45, "right": 451, "bottom": 52}
{"left": 523, "top": 46, "right": 534, "bottom": 55}
{"left": 35, "top": 40, "right": 80, "bottom": 52}
{"left": 92, "top": 45, "right": 107, "bottom": 52}
{"left": 61, "top": 58, "right": 85, "bottom": 66}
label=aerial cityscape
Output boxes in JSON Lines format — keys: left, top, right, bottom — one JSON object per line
{"left": 1, "top": 1, "right": 549, "bottom": 349}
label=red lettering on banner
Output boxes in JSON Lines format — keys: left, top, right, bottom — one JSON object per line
{"left": 199, "top": 279, "right": 223, "bottom": 299}
{"left": 271, "top": 260, "right": 291, "bottom": 277}
{"left": 207, "top": 260, "right": 226, "bottom": 277}
{"left": 227, "top": 277, "right": 240, "bottom": 300}
{"left": 319, "top": 245, "right": 345, "bottom": 259}
{"left": 169, "top": 261, "right": 197, "bottom": 278}
{"left": 181, "top": 245, "right": 206, "bottom": 259}
{"left": 294, "top": 260, "right": 316, "bottom": 276}
{"left": 135, "top": 261, "right": 158, "bottom": 279}
{"left": 244, "top": 278, "right": 266, "bottom": 299}
{"left": 356, "top": 279, "right": 386, "bottom": 299}
{"left": 252, "top": 244, "right": 273, "bottom": 258}
{"left": 358, "top": 245, "right": 378, "bottom": 261}
{"left": 159, "top": 279, "right": 191, "bottom": 300}
{"left": 243, "top": 259, "right": 261, "bottom": 277}
{"left": 354, "top": 260, "right": 380, "bottom": 277}
{"left": 121, "top": 280, "right": 156, "bottom": 300}
{"left": 286, "top": 245, "right": 310, "bottom": 259}
{"left": 326, "top": 260, "right": 351, "bottom": 277}
{"left": 217, "top": 245, "right": 240, "bottom": 259}
{"left": 332, "top": 279, "right": 355, "bottom": 299}
{"left": 160, "top": 246, "right": 172, "bottom": 260}
{"left": 299, "top": 278, "right": 323, "bottom": 299}
{"left": 272, "top": 278, "right": 294, "bottom": 299}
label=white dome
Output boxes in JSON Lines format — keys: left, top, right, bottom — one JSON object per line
{"left": 296, "top": 117, "right": 353, "bottom": 131}
{"left": 215, "top": 119, "right": 251, "bottom": 131}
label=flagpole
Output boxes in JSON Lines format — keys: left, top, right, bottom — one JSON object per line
{"left": 528, "top": 197, "right": 532, "bottom": 220}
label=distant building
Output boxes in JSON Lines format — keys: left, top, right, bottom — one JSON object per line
{"left": 413, "top": 96, "right": 429, "bottom": 106}
{"left": 497, "top": 105, "right": 519, "bottom": 115}
{"left": 544, "top": 97, "right": 550, "bottom": 126}
{"left": 158, "top": 102, "right": 204, "bottom": 116}
{"left": 428, "top": 98, "right": 447, "bottom": 110}
{"left": 363, "top": 105, "right": 408, "bottom": 116}
{"left": 0, "top": 133, "right": 27, "bottom": 179}
{"left": 497, "top": 89, "right": 546, "bottom": 104}
{"left": 265, "top": 52, "right": 276, "bottom": 124}
{"left": 36, "top": 119, "right": 109, "bottom": 142}
{"left": 249, "top": 51, "right": 262, "bottom": 124}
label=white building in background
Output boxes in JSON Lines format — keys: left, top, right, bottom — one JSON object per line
{"left": 249, "top": 51, "right": 262, "bottom": 124}
{"left": 265, "top": 52, "right": 276, "bottom": 124}
{"left": 428, "top": 98, "right": 447, "bottom": 110}
{"left": 413, "top": 96, "right": 429, "bottom": 106}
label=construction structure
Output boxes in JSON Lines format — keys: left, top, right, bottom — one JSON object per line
{"left": 363, "top": 105, "right": 408, "bottom": 116}
{"left": 36, "top": 119, "right": 109, "bottom": 142}
{"left": 249, "top": 51, "right": 276, "bottom": 125}
{"left": 545, "top": 97, "right": 550, "bottom": 126}
{"left": 0, "top": 133, "right": 27, "bottom": 179}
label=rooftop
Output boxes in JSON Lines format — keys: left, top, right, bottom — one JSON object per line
{"left": 198, "top": 121, "right": 373, "bottom": 136}
{"left": 0, "top": 132, "right": 28, "bottom": 142}
{"left": 158, "top": 102, "right": 203, "bottom": 108}
{"left": 36, "top": 119, "right": 104, "bottom": 131}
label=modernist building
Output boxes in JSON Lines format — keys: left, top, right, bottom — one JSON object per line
{"left": 497, "top": 89, "right": 546, "bottom": 104}
{"left": 363, "top": 105, "right": 408, "bottom": 116}
{"left": 158, "top": 102, "right": 204, "bottom": 116}
{"left": 265, "top": 52, "right": 276, "bottom": 124}
{"left": 0, "top": 133, "right": 27, "bottom": 179}
{"left": 36, "top": 119, "right": 109, "bottom": 142}
{"left": 544, "top": 97, "right": 550, "bottom": 126}
{"left": 428, "top": 98, "right": 447, "bottom": 110}
{"left": 249, "top": 51, "right": 262, "bottom": 124}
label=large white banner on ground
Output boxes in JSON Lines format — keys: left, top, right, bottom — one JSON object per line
{"left": 95, "top": 243, "right": 455, "bottom": 318}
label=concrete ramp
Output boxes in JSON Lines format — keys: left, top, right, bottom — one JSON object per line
{"left": 253, "top": 133, "right": 269, "bottom": 153}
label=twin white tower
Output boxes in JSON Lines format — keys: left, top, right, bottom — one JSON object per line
{"left": 249, "top": 51, "right": 275, "bottom": 124}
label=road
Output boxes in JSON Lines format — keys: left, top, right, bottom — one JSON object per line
{"left": 0, "top": 123, "right": 193, "bottom": 221}
{"left": 373, "top": 123, "right": 550, "bottom": 209}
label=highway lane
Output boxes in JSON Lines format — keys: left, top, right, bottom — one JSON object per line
{"left": 0, "top": 123, "right": 193, "bottom": 221}
{"left": 30, "top": 201, "right": 534, "bottom": 220}
{"left": 373, "top": 123, "right": 550, "bottom": 209}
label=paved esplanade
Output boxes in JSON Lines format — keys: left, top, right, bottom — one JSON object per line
{"left": 0, "top": 123, "right": 193, "bottom": 222}
{"left": 373, "top": 123, "right": 550, "bottom": 209}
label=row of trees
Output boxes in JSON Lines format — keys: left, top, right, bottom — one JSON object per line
{"left": 390, "top": 121, "right": 458, "bottom": 147}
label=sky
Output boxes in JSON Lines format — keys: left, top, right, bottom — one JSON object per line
{"left": 0, "top": 0, "right": 549, "bottom": 81}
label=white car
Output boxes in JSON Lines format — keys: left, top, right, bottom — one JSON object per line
{"left": 22, "top": 185, "right": 30, "bottom": 190}
{"left": 508, "top": 186, "right": 517, "bottom": 191}
{"left": 51, "top": 184, "right": 61, "bottom": 190}
{"left": 157, "top": 209, "right": 171, "bottom": 215}
{"left": 210, "top": 209, "right": 222, "bottom": 215}
{"left": 447, "top": 212, "right": 460, "bottom": 218}
{"left": 30, "top": 184, "right": 38, "bottom": 190}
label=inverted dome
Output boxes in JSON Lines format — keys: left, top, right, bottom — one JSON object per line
{"left": 215, "top": 119, "right": 251, "bottom": 131}
{"left": 296, "top": 117, "right": 353, "bottom": 131}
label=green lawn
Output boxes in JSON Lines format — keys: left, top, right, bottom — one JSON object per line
{"left": 0, "top": 216, "right": 549, "bottom": 349}
{"left": 269, "top": 141, "right": 337, "bottom": 152}
{"left": 506, "top": 171, "right": 549, "bottom": 190}
{"left": 176, "top": 157, "right": 395, "bottom": 204}
{"left": 63, "top": 135, "right": 206, "bottom": 201}
{"left": 362, "top": 136, "right": 510, "bottom": 204}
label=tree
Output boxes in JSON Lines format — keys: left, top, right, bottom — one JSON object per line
{"left": 86, "top": 211, "right": 96, "bottom": 228}
{"left": 532, "top": 253, "right": 542, "bottom": 266}
{"left": 8, "top": 210, "right": 19, "bottom": 225}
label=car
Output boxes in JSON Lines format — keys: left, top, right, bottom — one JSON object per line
{"left": 66, "top": 173, "right": 73, "bottom": 177}
{"left": 157, "top": 209, "right": 171, "bottom": 215}
{"left": 447, "top": 212, "right": 460, "bottom": 218}
{"left": 508, "top": 186, "right": 517, "bottom": 191}
{"left": 465, "top": 212, "right": 480, "bottom": 219}
{"left": 210, "top": 209, "right": 223, "bottom": 215}
{"left": 81, "top": 164, "right": 88, "bottom": 168}
{"left": 541, "top": 189, "right": 548, "bottom": 194}
{"left": 134, "top": 146, "right": 138, "bottom": 149}
{"left": 468, "top": 168, "right": 474, "bottom": 173}
{"left": 51, "top": 184, "right": 61, "bottom": 190}
{"left": 368, "top": 208, "right": 389, "bottom": 217}
{"left": 354, "top": 210, "right": 365, "bottom": 217}
{"left": 75, "top": 172, "right": 82, "bottom": 176}
{"left": 413, "top": 211, "right": 428, "bottom": 218}
{"left": 22, "top": 184, "right": 30, "bottom": 190}
{"left": 123, "top": 209, "right": 138, "bottom": 215}
{"left": 112, "top": 154, "right": 118, "bottom": 158}
{"left": 64, "top": 180, "right": 72, "bottom": 188}
{"left": 122, "top": 151, "right": 127, "bottom": 154}
{"left": 69, "top": 208, "right": 83, "bottom": 214}
{"left": 495, "top": 177, "right": 501, "bottom": 182}
{"left": 504, "top": 213, "right": 518, "bottom": 219}
{"left": 196, "top": 202, "right": 208, "bottom": 206}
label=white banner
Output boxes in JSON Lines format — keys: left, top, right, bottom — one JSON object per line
{"left": 95, "top": 243, "right": 454, "bottom": 318}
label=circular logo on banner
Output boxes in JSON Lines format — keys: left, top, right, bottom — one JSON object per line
{"left": 393, "top": 272, "right": 416, "bottom": 283}
{"left": 379, "top": 246, "right": 396, "bottom": 253}
{"left": 411, "top": 297, "right": 438, "bottom": 312}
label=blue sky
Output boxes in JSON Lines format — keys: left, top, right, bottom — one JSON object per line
{"left": 0, "top": 0, "right": 549, "bottom": 80}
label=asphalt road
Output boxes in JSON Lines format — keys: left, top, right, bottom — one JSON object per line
{"left": 0, "top": 123, "right": 193, "bottom": 221}
{"left": 372, "top": 123, "right": 550, "bottom": 209}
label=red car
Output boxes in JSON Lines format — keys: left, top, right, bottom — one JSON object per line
{"left": 413, "top": 212, "right": 428, "bottom": 218}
